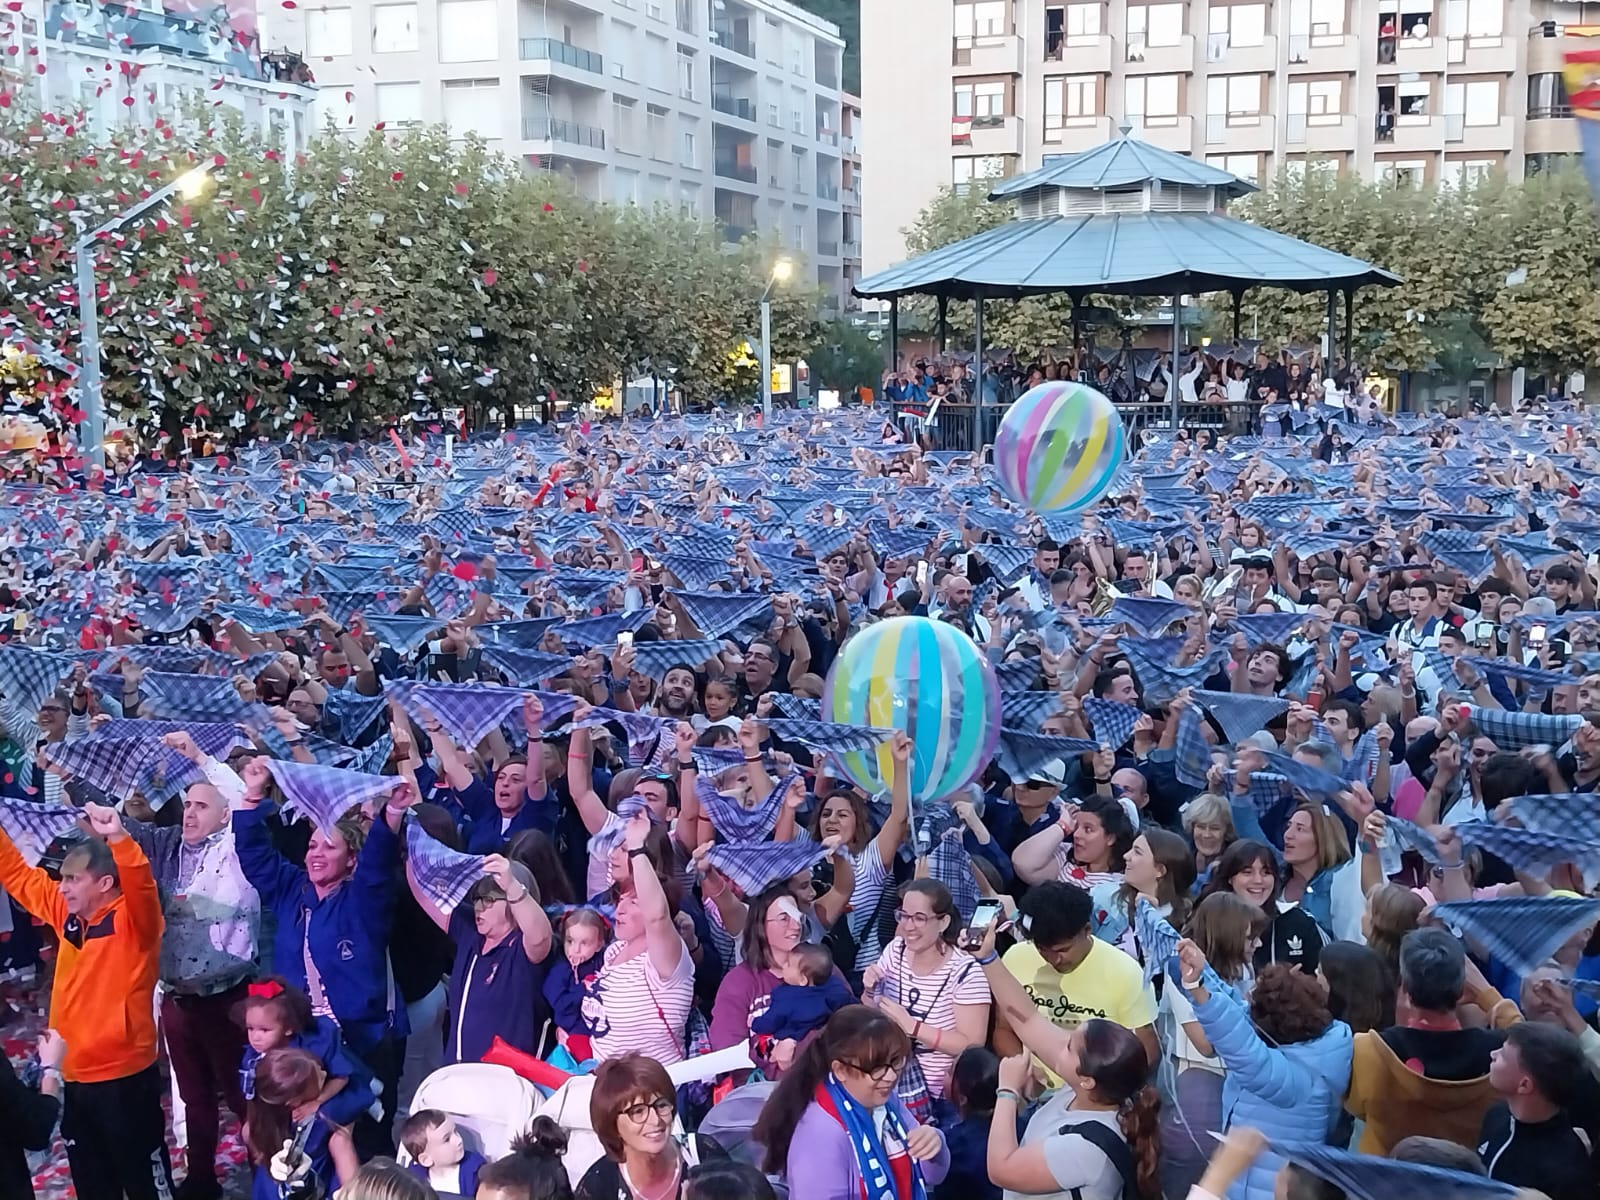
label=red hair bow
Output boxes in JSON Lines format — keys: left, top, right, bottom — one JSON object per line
{"left": 247, "top": 980, "right": 284, "bottom": 1000}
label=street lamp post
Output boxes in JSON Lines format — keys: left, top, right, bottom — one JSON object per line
{"left": 759, "top": 257, "right": 794, "bottom": 421}
{"left": 73, "top": 164, "right": 217, "bottom": 468}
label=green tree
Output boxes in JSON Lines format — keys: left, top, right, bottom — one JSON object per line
{"left": 807, "top": 316, "right": 885, "bottom": 395}
{"left": 1207, "top": 166, "right": 1599, "bottom": 373}
{"left": 791, "top": 0, "right": 860, "bottom": 92}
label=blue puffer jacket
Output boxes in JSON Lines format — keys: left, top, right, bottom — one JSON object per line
{"left": 1189, "top": 968, "right": 1353, "bottom": 1200}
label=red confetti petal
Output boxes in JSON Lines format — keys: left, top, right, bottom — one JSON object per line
{"left": 482, "top": 269, "right": 497, "bottom": 287}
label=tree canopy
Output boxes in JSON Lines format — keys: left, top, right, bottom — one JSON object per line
{"left": 0, "top": 104, "right": 824, "bottom": 441}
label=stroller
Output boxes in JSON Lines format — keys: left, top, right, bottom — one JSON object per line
{"left": 401, "top": 1062, "right": 543, "bottom": 1166}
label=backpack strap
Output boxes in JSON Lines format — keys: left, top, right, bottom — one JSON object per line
{"left": 1055, "top": 1119, "right": 1138, "bottom": 1200}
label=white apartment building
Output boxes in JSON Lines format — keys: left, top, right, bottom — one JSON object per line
{"left": 275, "top": 0, "right": 857, "bottom": 306}
{"left": 862, "top": 0, "right": 1598, "bottom": 273}
{"left": 1, "top": 0, "right": 316, "bottom": 155}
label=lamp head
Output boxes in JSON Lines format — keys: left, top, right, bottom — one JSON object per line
{"left": 770, "top": 258, "right": 795, "bottom": 284}
{"left": 176, "top": 166, "right": 214, "bottom": 201}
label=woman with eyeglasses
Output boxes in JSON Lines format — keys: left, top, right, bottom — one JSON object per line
{"left": 862, "top": 880, "right": 991, "bottom": 1120}
{"left": 575, "top": 1054, "right": 728, "bottom": 1200}
{"left": 753, "top": 1005, "right": 950, "bottom": 1200}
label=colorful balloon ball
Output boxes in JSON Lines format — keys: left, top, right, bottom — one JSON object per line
{"left": 993, "top": 381, "right": 1125, "bottom": 513}
{"left": 822, "top": 616, "right": 1001, "bottom": 807}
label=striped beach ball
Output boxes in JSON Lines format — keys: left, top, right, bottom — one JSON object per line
{"left": 993, "top": 381, "right": 1125, "bottom": 513}
{"left": 822, "top": 616, "right": 1000, "bottom": 806}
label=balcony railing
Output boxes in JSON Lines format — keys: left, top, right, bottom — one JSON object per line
{"left": 817, "top": 127, "right": 839, "bottom": 145}
{"left": 714, "top": 156, "right": 758, "bottom": 183}
{"left": 522, "top": 116, "right": 607, "bottom": 147}
{"left": 817, "top": 181, "right": 840, "bottom": 201}
{"left": 710, "top": 28, "right": 755, "bottom": 57}
{"left": 519, "top": 38, "right": 604, "bottom": 73}
{"left": 1045, "top": 29, "right": 1103, "bottom": 59}
{"left": 712, "top": 93, "right": 757, "bottom": 119}
{"left": 818, "top": 239, "right": 840, "bottom": 256}
{"left": 1528, "top": 104, "right": 1573, "bottom": 118}
{"left": 719, "top": 222, "right": 752, "bottom": 243}
{"left": 842, "top": 239, "right": 861, "bottom": 258}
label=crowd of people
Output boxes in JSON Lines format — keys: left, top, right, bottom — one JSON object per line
{"left": 0, "top": 395, "right": 1594, "bottom": 1200}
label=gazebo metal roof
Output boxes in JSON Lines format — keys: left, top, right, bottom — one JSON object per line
{"left": 854, "top": 130, "right": 1402, "bottom": 302}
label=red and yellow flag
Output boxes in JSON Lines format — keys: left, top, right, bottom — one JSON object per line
{"left": 1568, "top": 32, "right": 1600, "bottom": 203}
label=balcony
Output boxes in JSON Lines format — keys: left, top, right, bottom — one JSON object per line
{"left": 1444, "top": 113, "right": 1515, "bottom": 151}
{"left": 719, "top": 222, "right": 753, "bottom": 243}
{"left": 817, "top": 239, "right": 840, "bottom": 257}
{"left": 711, "top": 93, "right": 757, "bottom": 121}
{"left": 1128, "top": 113, "right": 1193, "bottom": 153}
{"left": 1448, "top": 34, "right": 1518, "bottom": 74}
{"left": 817, "top": 181, "right": 840, "bottom": 201}
{"left": 710, "top": 29, "right": 755, "bottom": 58}
{"left": 840, "top": 134, "right": 858, "bottom": 156}
{"left": 1379, "top": 34, "right": 1448, "bottom": 75}
{"left": 1286, "top": 112, "right": 1358, "bottom": 152}
{"left": 1043, "top": 113, "right": 1117, "bottom": 152}
{"left": 1205, "top": 32, "right": 1278, "bottom": 76}
{"left": 842, "top": 239, "right": 861, "bottom": 259}
{"left": 964, "top": 112, "right": 1025, "bottom": 155}
{"left": 1524, "top": 114, "right": 1581, "bottom": 155}
{"left": 1205, "top": 111, "right": 1276, "bottom": 153}
{"left": 521, "top": 116, "right": 608, "bottom": 155}
{"left": 1530, "top": 25, "right": 1590, "bottom": 74}
{"left": 817, "top": 126, "right": 839, "bottom": 147}
{"left": 1125, "top": 34, "right": 1196, "bottom": 74}
{"left": 519, "top": 37, "right": 605, "bottom": 76}
{"left": 713, "top": 155, "right": 758, "bottom": 184}
{"left": 952, "top": 33, "right": 1023, "bottom": 75}
{"left": 1287, "top": 32, "right": 1360, "bottom": 73}
{"left": 1044, "top": 32, "right": 1115, "bottom": 75}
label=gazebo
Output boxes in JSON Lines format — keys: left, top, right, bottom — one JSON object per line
{"left": 853, "top": 127, "right": 1402, "bottom": 434}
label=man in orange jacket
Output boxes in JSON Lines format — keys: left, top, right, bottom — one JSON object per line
{"left": 0, "top": 801, "right": 173, "bottom": 1200}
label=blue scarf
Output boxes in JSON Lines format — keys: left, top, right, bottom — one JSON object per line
{"left": 819, "top": 1073, "right": 927, "bottom": 1200}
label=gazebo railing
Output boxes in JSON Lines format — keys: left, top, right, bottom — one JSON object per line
{"left": 888, "top": 398, "right": 1265, "bottom": 450}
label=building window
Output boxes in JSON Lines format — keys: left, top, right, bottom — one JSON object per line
{"left": 1205, "top": 153, "right": 1262, "bottom": 182}
{"left": 1207, "top": 3, "right": 1265, "bottom": 59}
{"left": 441, "top": 78, "right": 499, "bottom": 138}
{"left": 1528, "top": 73, "right": 1570, "bottom": 119}
{"left": 954, "top": 0, "right": 1009, "bottom": 38}
{"left": 371, "top": 4, "right": 417, "bottom": 52}
{"left": 1208, "top": 73, "right": 1264, "bottom": 115}
{"left": 678, "top": 51, "right": 695, "bottom": 98}
{"left": 682, "top": 129, "right": 696, "bottom": 166}
{"left": 952, "top": 155, "right": 1008, "bottom": 187}
{"left": 1445, "top": 0, "right": 1502, "bottom": 39}
{"left": 613, "top": 95, "right": 638, "bottom": 154}
{"left": 1125, "top": 73, "right": 1180, "bottom": 119}
{"left": 1126, "top": 3, "right": 1184, "bottom": 59}
{"left": 1445, "top": 79, "right": 1500, "bottom": 125}
{"left": 1044, "top": 75, "right": 1099, "bottom": 127}
{"left": 374, "top": 81, "right": 423, "bottom": 125}
{"left": 317, "top": 86, "right": 359, "bottom": 133}
{"left": 1045, "top": 4, "right": 1102, "bottom": 58}
{"left": 1378, "top": 158, "right": 1428, "bottom": 188}
{"left": 306, "top": 7, "right": 354, "bottom": 57}
{"left": 1442, "top": 158, "right": 1495, "bottom": 187}
{"left": 953, "top": 80, "right": 1008, "bottom": 120}
{"left": 438, "top": 0, "right": 497, "bottom": 63}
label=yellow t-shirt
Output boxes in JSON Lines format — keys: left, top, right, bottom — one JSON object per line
{"left": 1002, "top": 938, "right": 1157, "bottom": 1086}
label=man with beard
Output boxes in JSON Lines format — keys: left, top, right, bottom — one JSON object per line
{"left": 652, "top": 665, "right": 701, "bottom": 720}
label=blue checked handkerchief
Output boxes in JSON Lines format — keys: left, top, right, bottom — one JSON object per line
{"left": 705, "top": 839, "right": 827, "bottom": 897}
{"left": 0, "top": 647, "right": 73, "bottom": 716}
{"left": 1081, "top": 698, "right": 1141, "bottom": 749}
{"left": 1453, "top": 822, "right": 1600, "bottom": 877}
{"left": 0, "top": 797, "right": 81, "bottom": 865}
{"left": 1134, "top": 896, "right": 1182, "bottom": 986}
{"left": 478, "top": 646, "right": 573, "bottom": 688}
{"left": 405, "top": 817, "right": 485, "bottom": 912}
{"left": 1191, "top": 690, "right": 1292, "bottom": 747}
{"left": 321, "top": 688, "right": 391, "bottom": 744}
{"left": 622, "top": 639, "right": 726, "bottom": 682}
{"left": 1173, "top": 706, "right": 1213, "bottom": 790}
{"left": 1508, "top": 793, "right": 1600, "bottom": 842}
{"left": 1430, "top": 895, "right": 1600, "bottom": 980}
{"left": 763, "top": 719, "right": 896, "bottom": 758}
{"left": 1271, "top": 1141, "right": 1517, "bottom": 1200}
{"left": 1383, "top": 814, "right": 1446, "bottom": 866}
{"left": 696, "top": 772, "right": 795, "bottom": 843}
{"left": 1465, "top": 707, "right": 1583, "bottom": 751}
{"left": 667, "top": 591, "right": 773, "bottom": 639}
{"left": 1002, "top": 691, "right": 1066, "bottom": 729}
{"left": 919, "top": 808, "right": 980, "bottom": 922}
{"left": 387, "top": 681, "right": 529, "bottom": 749}
{"left": 264, "top": 759, "right": 402, "bottom": 836}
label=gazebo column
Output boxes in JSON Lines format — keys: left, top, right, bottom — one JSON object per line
{"left": 1343, "top": 289, "right": 1355, "bottom": 365}
{"left": 1231, "top": 292, "right": 1243, "bottom": 343}
{"left": 1069, "top": 294, "right": 1082, "bottom": 380}
{"left": 937, "top": 295, "right": 949, "bottom": 354}
{"left": 973, "top": 293, "right": 986, "bottom": 453}
{"left": 888, "top": 298, "right": 900, "bottom": 378}
{"left": 1325, "top": 290, "right": 1338, "bottom": 366}
{"left": 1170, "top": 291, "right": 1183, "bottom": 433}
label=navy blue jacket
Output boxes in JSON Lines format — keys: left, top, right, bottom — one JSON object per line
{"left": 232, "top": 802, "right": 407, "bottom": 1058}
{"left": 446, "top": 775, "right": 561, "bottom": 855}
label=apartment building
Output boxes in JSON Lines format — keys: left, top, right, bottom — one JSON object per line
{"left": 861, "top": 0, "right": 1598, "bottom": 272}
{"left": 274, "top": 0, "right": 855, "bottom": 305}
{"left": 1, "top": 0, "right": 316, "bottom": 155}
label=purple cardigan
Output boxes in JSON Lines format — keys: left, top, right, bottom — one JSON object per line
{"left": 786, "top": 1097, "right": 950, "bottom": 1200}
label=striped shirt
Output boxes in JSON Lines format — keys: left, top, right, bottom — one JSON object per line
{"left": 874, "top": 937, "right": 990, "bottom": 1099}
{"left": 582, "top": 939, "right": 694, "bottom": 1066}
